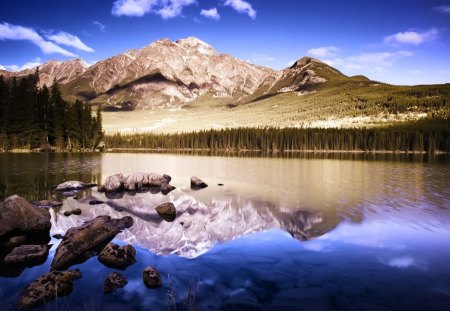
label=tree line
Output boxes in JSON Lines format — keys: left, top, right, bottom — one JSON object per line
{"left": 105, "top": 118, "right": 450, "bottom": 154}
{"left": 0, "top": 70, "right": 103, "bottom": 151}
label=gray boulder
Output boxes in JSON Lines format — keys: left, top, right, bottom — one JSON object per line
{"left": 32, "top": 199, "right": 63, "bottom": 208}
{"left": 0, "top": 195, "right": 51, "bottom": 247}
{"left": 98, "top": 242, "right": 136, "bottom": 269}
{"left": 98, "top": 173, "right": 125, "bottom": 192}
{"left": 98, "top": 172, "right": 173, "bottom": 193}
{"left": 50, "top": 216, "right": 133, "bottom": 271}
{"left": 103, "top": 272, "right": 128, "bottom": 294}
{"left": 56, "top": 181, "right": 96, "bottom": 192}
{"left": 16, "top": 269, "right": 82, "bottom": 310}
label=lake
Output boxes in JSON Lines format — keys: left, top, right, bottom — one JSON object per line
{"left": 1, "top": 152, "right": 450, "bottom": 310}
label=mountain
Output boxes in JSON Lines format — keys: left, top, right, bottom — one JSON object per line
{"left": 3, "top": 37, "right": 339, "bottom": 111}
{"left": 2, "top": 36, "right": 448, "bottom": 133}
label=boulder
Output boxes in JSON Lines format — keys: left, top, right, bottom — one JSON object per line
{"left": 3, "top": 235, "right": 27, "bottom": 248}
{"left": 98, "top": 242, "right": 136, "bottom": 269}
{"left": 143, "top": 266, "right": 162, "bottom": 288}
{"left": 50, "top": 216, "right": 133, "bottom": 271}
{"left": 4, "top": 244, "right": 51, "bottom": 266}
{"left": 0, "top": 195, "right": 51, "bottom": 247}
{"left": 161, "top": 183, "right": 176, "bottom": 195}
{"left": 52, "top": 234, "right": 64, "bottom": 239}
{"left": 16, "top": 269, "right": 82, "bottom": 310}
{"left": 72, "top": 208, "right": 82, "bottom": 215}
{"left": 32, "top": 200, "right": 63, "bottom": 208}
{"left": 98, "top": 173, "right": 172, "bottom": 193}
{"left": 191, "top": 176, "right": 208, "bottom": 189}
{"left": 103, "top": 272, "right": 128, "bottom": 294}
{"left": 89, "top": 200, "right": 105, "bottom": 205}
{"left": 98, "top": 173, "right": 125, "bottom": 192}
{"left": 56, "top": 181, "right": 96, "bottom": 192}
{"left": 155, "top": 202, "right": 176, "bottom": 222}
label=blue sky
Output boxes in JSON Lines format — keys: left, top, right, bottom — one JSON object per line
{"left": 0, "top": 0, "right": 449, "bottom": 85}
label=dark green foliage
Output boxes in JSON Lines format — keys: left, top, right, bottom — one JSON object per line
{"left": 0, "top": 72, "right": 103, "bottom": 151}
{"left": 105, "top": 118, "right": 450, "bottom": 154}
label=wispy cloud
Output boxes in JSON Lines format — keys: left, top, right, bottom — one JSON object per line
{"left": 434, "top": 5, "right": 450, "bottom": 14}
{"left": 307, "top": 46, "right": 340, "bottom": 58}
{"left": 93, "top": 20, "right": 106, "bottom": 31}
{"left": 384, "top": 28, "right": 439, "bottom": 46}
{"left": 439, "top": 69, "right": 450, "bottom": 75}
{"left": 46, "top": 31, "right": 94, "bottom": 52}
{"left": 323, "top": 51, "right": 413, "bottom": 72}
{"left": 0, "top": 22, "right": 77, "bottom": 57}
{"left": 224, "top": 0, "right": 256, "bottom": 19}
{"left": 112, "top": 0, "right": 196, "bottom": 19}
{"left": 3, "top": 57, "right": 42, "bottom": 72}
{"left": 0, "top": 65, "right": 5, "bottom": 70}
{"left": 200, "top": 8, "right": 220, "bottom": 20}
{"left": 250, "top": 53, "right": 275, "bottom": 63}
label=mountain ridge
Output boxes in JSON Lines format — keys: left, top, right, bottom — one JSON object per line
{"left": 2, "top": 36, "right": 347, "bottom": 111}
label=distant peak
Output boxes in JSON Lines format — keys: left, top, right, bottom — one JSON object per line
{"left": 290, "top": 57, "right": 324, "bottom": 69}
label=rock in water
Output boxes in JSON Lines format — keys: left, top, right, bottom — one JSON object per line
{"left": 16, "top": 269, "right": 82, "bottom": 310}
{"left": 0, "top": 195, "right": 51, "bottom": 247}
{"left": 56, "top": 181, "right": 96, "bottom": 191}
{"left": 103, "top": 272, "right": 128, "bottom": 294}
{"left": 98, "top": 242, "right": 136, "bottom": 269}
{"left": 31, "top": 199, "right": 63, "bottom": 208}
{"left": 191, "top": 176, "right": 208, "bottom": 189}
{"left": 4, "top": 244, "right": 52, "bottom": 266}
{"left": 98, "top": 173, "right": 125, "bottom": 192}
{"left": 50, "top": 216, "right": 133, "bottom": 271}
{"left": 89, "top": 200, "right": 105, "bottom": 205}
{"left": 98, "top": 173, "right": 172, "bottom": 192}
{"left": 155, "top": 202, "right": 177, "bottom": 222}
{"left": 143, "top": 266, "right": 162, "bottom": 288}
{"left": 160, "top": 183, "right": 176, "bottom": 195}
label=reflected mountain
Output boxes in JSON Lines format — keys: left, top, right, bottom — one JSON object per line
{"left": 51, "top": 189, "right": 340, "bottom": 258}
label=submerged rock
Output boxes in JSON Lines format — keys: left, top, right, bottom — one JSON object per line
{"left": 103, "top": 272, "right": 128, "bottom": 294}
{"left": 32, "top": 199, "right": 63, "bottom": 208}
{"left": 143, "top": 266, "right": 162, "bottom": 288}
{"left": 56, "top": 181, "right": 96, "bottom": 192}
{"left": 4, "top": 244, "right": 51, "bottom": 266}
{"left": 16, "top": 269, "right": 82, "bottom": 310}
{"left": 0, "top": 195, "right": 51, "bottom": 247}
{"left": 89, "top": 200, "right": 105, "bottom": 205}
{"left": 191, "top": 176, "right": 208, "bottom": 189}
{"left": 155, "top": 202, "right": 176, "bottom": 222}
{"left": 50, "top": 216, "right": 133, "bottom": 271}
{"left": 98, "top": 242, "right": 136, "bottom": 269}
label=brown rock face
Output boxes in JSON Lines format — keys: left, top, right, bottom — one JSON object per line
{"left": 155, "top": 202, "right": 177, "bottom": 222}
{"left": 143, "top": 266, "right": 162, "bottom": 288}
{"left": 16, "top": 269, "right": 82, "bottom": 310}
{"left": 98, "top": 242, "right": 136, "bottom": 269}
{"left": 50, "top": 216, "right": 133, "bottom": 271}
{"left": 0, "top": 195, "right": 51, "bottom": 247}
{"left": 103, "top": 272, "right": 128, "bottom": 294}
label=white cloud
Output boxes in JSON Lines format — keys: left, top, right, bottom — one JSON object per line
{"left": 112, "top": 0, "right": 196, "bottom": 19}
{"left": 46, "top": 31, "right": 94, "bottom": 52}
{"left": 3, "top": 57, "right": 42, "bottom": 72}
{"left": 323, "top": 51, "right": 413, "bottom": 73}
{"left": 200, "top": 8, "right": 220, "bottom": 20}
{"left": 384, "top": 28, "right": 439, "bottom": 46}
{"left": 434, "top": 5, "right": 450, "bottom": 14}
{"left": 0, "top": 22, "right": 77, "bottom": 57}
{"left": 224, "top": 0, "right": 256, "bottom": 19}
{"left": 0, "top": 64, "right": 6, "bottom": 70}
{"left": 250, "top": 53, "right": 275, "bottom": 63}
{"left": 93, "top": 20, "right": 106, "bottom": 31}
{"left": 307, "top": 46, "right": 340, "bottom": 58}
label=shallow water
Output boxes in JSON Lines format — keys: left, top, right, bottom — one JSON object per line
{"left": 1, "top": 153, "right": 450, "bottom": 310}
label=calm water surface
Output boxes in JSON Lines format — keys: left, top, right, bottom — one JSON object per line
{"left": 0, "top": 153, "right": 450, "bottom": 310}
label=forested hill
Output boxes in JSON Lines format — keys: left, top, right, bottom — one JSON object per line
{"left": 0, "top": 70, "right": 103, "bottom": 151}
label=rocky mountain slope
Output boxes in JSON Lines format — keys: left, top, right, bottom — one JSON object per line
{"left": 2, "top": 37, "right": 337, "bottom": 111}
